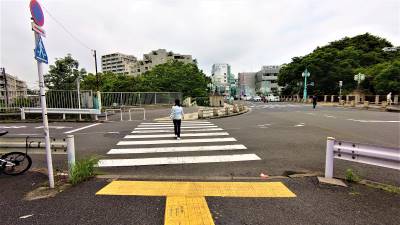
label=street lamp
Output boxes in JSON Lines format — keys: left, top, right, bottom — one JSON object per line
{"left": 339, "top": 81, "right": 343, "bottom": 101}
{"left": 302, "top": 68, "right": 310, "bottom": 102}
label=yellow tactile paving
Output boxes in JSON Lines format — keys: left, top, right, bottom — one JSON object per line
{"left": 165, "top": 196, "right": 215, "bottom": 225}
{"left": 96, "top": 181, "right": 296, "bottom": 197}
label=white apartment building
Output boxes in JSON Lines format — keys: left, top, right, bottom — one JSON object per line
{"left": 0, "top": 68, "right": 28, "bottom": 101}
{"left": 101, "top": 53, "right": 137, "bottom": 75}
{"left": 101, "top": 49, "right": 194, "bottom": 76}
{"left": 238, "top": 72, "right": 256, "bottom": 97}
{"left": 211, "top": 63, "right": 233, "bottom": 94}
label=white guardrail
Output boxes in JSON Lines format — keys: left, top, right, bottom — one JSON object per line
{"left": 325, "top": 137, "right": 400, "bottom": 178}
{"left": 0, "top": 135, "right": 76, "bottom": 172}
{"left": 21, "top": 107, "right": 101, "bottom": 120}
{"left": 128, "top": 108, "right": 146, "bottom": 121}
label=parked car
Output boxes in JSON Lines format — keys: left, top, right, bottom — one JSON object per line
{"left": 267, "top": 95, "right": 280, "bottom": 102}
{"left": 241, "top": 96, "right": 252, "bottom": 101}
{"left": 253, "top": 96, "right": 262, "bottom": 102}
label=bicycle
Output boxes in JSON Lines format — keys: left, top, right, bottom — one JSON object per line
{"left": 0, "top": 130, "right": 32, "bottom": 176}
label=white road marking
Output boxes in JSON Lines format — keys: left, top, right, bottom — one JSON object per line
{"left": 323, "top": 114, "right": 336, "bottom": 118}
{"left": 0, "top": 126, "right": 27, "bottom": 129}
{"left": 294, "top": 123, "right": 305, "bottom": 127}
{"left": 138, "top": 124, "right": 214, "bottom": 127}
{"left": 108, "top": 144, "right": 247, "bottom": 154}
{"left": 141, "top": 122, "right": 211, "bottom": 125}
{"left": 131, "top": 128, "right": 224, "bottom": 133}
{"left": 117, "top": 137, "right": 237, "bottom": 145}
{"left": 134, "top": 125, "right": 218, "bottom": 130}
{"left": 36, "top": 126, "right": 73, "bottom": 129}
{"left": 97, "top": 153, "right": 261, "bottom": 167}
{"left": 124, "top": 132, "right": 229, "bottom": 139}
{"left": 347, "top": 119, "right": 400, "bottom": 123}
{"left": 64, "top": 123, "right": 101, "bottom": 134}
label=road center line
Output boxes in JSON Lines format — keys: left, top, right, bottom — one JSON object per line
{"left": 64, "top": 123, "right": 101, "bottom": 134}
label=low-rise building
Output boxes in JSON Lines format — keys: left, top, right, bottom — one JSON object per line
{"left": 255, "top": 65, "right": 282, "bottom": 95}
{"left": 238, "top": 65, "right": 282, "bottom": 98}
{"left": 0, "top": 68, "right": 28, "bottom": 102}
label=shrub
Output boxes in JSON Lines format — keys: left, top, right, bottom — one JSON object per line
{"left": 69, "top": 156, "right": 99, "bottom": 185}
{"left": 345, "top": 169, "right": 361, "bottom": 182}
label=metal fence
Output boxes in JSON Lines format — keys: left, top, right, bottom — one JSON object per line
{"left": 0, "top": 90, "right": 182, "bottom": 113}
{"left": 0, "top": 90, "right": 94, "bottom": 112}
{"left": 100, "top": 92, "right": 182, "bottom": 108}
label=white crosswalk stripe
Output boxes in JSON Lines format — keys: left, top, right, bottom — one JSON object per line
{"left": 98, "top": 121, "right": 261, "bottom": 167}
{"left": 124, "top": 132, "right": 229, "bottom": 139}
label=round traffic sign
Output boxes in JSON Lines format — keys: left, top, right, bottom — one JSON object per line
{"left": 30, "top": 0, "right": 44, "bottom": 27}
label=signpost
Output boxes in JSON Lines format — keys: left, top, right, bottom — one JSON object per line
{"left": 302, "top": 68, "right": 310, "bottom": 102}
{"left": 30, "top": 0, "right": 55, "bottom": 188}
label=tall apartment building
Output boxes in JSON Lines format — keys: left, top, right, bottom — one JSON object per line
{"left": 238, "top": 72, "right": 256, "bottom": 97}
{"left": 101, "top": 49, "right": 194, "bottom": 76}
{"left": 255, "top": 65, "right": 282, "bottom": 95}
{"left": 0, "top": 68, "right": 28, "bottom": 101}
{"left": 101, "top": 53, "right": 137, "bottom": 75}
{"left": 130, "top": 49, "right": 194, "bottom": 76}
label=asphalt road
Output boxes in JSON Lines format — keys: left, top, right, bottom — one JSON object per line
{"left": 1, "top": 103, "right": 399, "bottom": 225}
{"left": 1, "top": 103, "right": 399, "bottom": 185}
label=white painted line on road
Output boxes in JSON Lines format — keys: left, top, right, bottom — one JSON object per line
{"left": 36, "top": 126, "right": 73, "bottom": 129}
{"left": 294, "top": 123, "right": 305, "bottom": 127}
{"left": 124, "top": 132, "right": 229, "bottom": 139}
{"left": 131, "top": 128, "right": 224, "bottom": 133}
{"left": 323, "top": 114, "right": 336, "bottom": 118}
{"left": 134, "top": 125, "right": 218, "bottom": 130}
{"left": 64, "top": 123, "right": 101, "bottom": 134}
{"left": 141, "top": 121, "right": 211, "bottom": 125}
{"left": 108, "top": 144, "right": 247, "bottom": 154}
{"left": 347, "top": 119, "right": 400, "bottom": 123}
{"left": 117, "top": 137, "right": 237, "bottom": 145}
{"left": 306, "top": 113, "right": 315, "bottom": 115}
{"left": 97, "top": 153, "right": 261, "bottom": 167}
{"left": 0, "top": 126, "right": 27, "bottom": 129}
{"left": 138, "top": 124, "right": 214, "bottom": 127}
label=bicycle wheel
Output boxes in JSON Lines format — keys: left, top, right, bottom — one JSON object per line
{"left": 1, "top": 152, "right": 32, "bottom": 176}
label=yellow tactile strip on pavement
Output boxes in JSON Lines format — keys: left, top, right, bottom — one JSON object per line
{"left": 96, "top": 181, "right": 296, "bottom": 197}
{"left": 165, "top": 196, "right": 215, "bottom": 225}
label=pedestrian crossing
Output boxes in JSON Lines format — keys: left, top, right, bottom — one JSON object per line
{"left": 250, "top": 104, "right": 304, "bottom": 109}
{"left": 98, "top": 121, "right": 261, "bottom": 167}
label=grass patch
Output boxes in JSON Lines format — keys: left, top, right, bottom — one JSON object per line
{"left": 69, "top": 156, "right": 99, "bottom": 185}
{"left": 345, "top": 169, "right": 361, "bottom": 182}
{"left": 360, "top": 180, "right": 400, "bottom": 194}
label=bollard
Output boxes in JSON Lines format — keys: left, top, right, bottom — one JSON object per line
{"left": 225, "top": 107, "right": 229, "bottom": 115}
{"left": 20, "top": 108, "right": 25, "bottom": 120}
{"left": 324, "top": 95, "right": 327, "bottom": 103}
{"left": 62, "top": 114, "right": 66, "bottom": 120}
{"left": 66, "top": 135, "right": 75, "bottom": 174}
{"left": 375, "top": 95, "right": 379, "bottom": 105}
{"left": 213, "top": 108, "right": 218, "bottom": 116}
{"left": 325, "top": 137, "right": 335, "bottom": 179}
{"left": 394, "top": 95, "right": 399, "bottom": 105}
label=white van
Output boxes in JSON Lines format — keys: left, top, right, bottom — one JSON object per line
{"left": 267, "top": 95, "right": 280, "bottom": 102}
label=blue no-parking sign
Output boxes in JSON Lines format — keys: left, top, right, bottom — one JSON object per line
{"left": 34, "top": 35, "right": 48, "bottom": 64}
{"left": 30, "top": 0, "right": 44, "bottom": 27}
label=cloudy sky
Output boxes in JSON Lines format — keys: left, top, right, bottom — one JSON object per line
{"left": 1, "top": 0, "right": 399, "bottom": 88}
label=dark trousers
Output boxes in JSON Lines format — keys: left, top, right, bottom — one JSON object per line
{"left": 173, "top": 119, "right": 181, "bottom": 137}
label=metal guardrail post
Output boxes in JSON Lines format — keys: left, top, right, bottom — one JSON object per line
{"left": 20, "top": 107, "right": 25, "bottom": 120}
{"left": 66, "top": 135, "right": 75, "bottom": 174}
{"left": 325, "top": 137, "right": 335, "bottom": 179}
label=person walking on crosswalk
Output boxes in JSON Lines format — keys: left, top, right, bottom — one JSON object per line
{"left": 170, "top": 99, "right": 185, "bottom": 140}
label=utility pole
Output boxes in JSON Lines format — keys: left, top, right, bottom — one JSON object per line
{"left": 1, "top": 68, "right": 9, "bottom": 107}
{"left": 339, "top": 81, "right": 343, "bottom": 101}
{"left": 93, "top": 50, "right": 99, "bottom": 91}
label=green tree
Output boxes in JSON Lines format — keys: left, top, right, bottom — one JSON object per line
{"left": 44, "top": 54, "right": 87, "bottom": 90}
{"left": 278, "top": 33, "right": 400, "bottom": 95}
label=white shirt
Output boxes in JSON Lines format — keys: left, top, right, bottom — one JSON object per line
{"left": 170, "top": 105, "right": 184, "bottom": 120}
